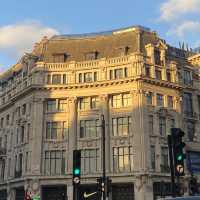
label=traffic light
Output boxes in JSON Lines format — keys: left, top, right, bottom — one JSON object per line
{"left": 171, "top": 128, "right": 186, "bottom": 176}
{"left": 73, "top": 150, "right": 81, "bottom": 185}
{"left": 189, "top": 177, "right": 199, "bottom": 195}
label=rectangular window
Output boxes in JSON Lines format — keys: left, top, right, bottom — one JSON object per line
{"left": 112, "top": 94, "right": 121, "bottom": 108}
{"left": 79, "top": 73, "right": 83, "bottom": 83}
{"left": 146, "top": 92, "right": 153, "bottom": 105}
{"left": 22, "top": 104, "right": 26, "bottom": 115}
{"left": 150, "top": 145, "right": 155, "bottom": 170}
{"left": 183, "top": 70, "right": 192, "bottom": 85}
{"left": 168, "top": 96, "right": 173, "bottom": 108}
{"left": 115, "top": 69, "right": 124, "bottom": 79}
{"left": 0, "top": 118, "right": 3, "bottom": 128}
{"left": 63, "top": 74, "right": 67, "bottom": 84}
{"left": 52, "top": 74, "right": 62, "bottom": 84}
{"left": 79, "top": 97, "right": 99, "bottom": 110}
{"left": 145, "top": 65, "right": 150, "bottom": 77}
{"left": 122, "top": 93, "right": 132, "bottom": 107}
{"left": 21, "top": 126, "right": 24, "bottom": 143}
{"left": 81, "top": 149, "right": 99, "bottom": 174}
{"left": 80, "top": 120, "right": 100, "bottom": 138}
{"left": 46, "top": 100, "right": 56, "bottom": 112}
{"left": 47, "top": 74, "right": 51, "bottom": 84}
{"left": 91, "top": 97, "right": 99, "bottom": 109}
{"left": 166, "top": 70, "right": 171, "bottom": 82}
{"left": 159, "top": 116, "right": 166, "bottom": 136}
{"left": 112, "top": 93, "right": 132, "bottom": 108}
{"left": 113, "top": 146, "right": 134, "bottom": 172}
{"left": 25, "top": 151, "right": 31, "bottom": 172}
{"left": 6, "top": 115, "right": 9, "bottom": 125}
{"left": 109, "top": 68, "right": 128, "bottom": 80}
{"left": 8, "top": 158, "right": 11, "bottom": 177}
{"left": 157, "top": 94, "right": 164, "bottom": 106}
{"left": 183, "top": 93, "right": 193, "bottom": 116}
{"left": 44, "top": 150, "right": 65, "bottom": 175}
{"left": 161, "top": 147, "right": 169, "bottom": 173}
{"left": 46, "top": 122, "right": 68, "bottom": 140}
{"left": 154, "top": 50, "right": 161, "bottom": 65}
{"left": 79, "top": 97, "right": 90, "bottom": 110}
{"left": 148, "top": 115, "right": 154, "bottom": 135}
{"left": 58, "top": 99, "right": 67, "bottom": 112}
{"left": 110, "top": 70, "right": 114, "bottom": 80}
{"left": 186, "top": 121, "right": 195, "bottom": 142}
{"left": 155, "top": 69, "right": 162, "bottom": 80}
{"left": 84, "top": 72, "right": 93, "bottom": 83}
{"left": 18, "top": 153, "right": 23, "bottom": 174}
{"left": 94, "top": 72, "right": 97, "bottom": 82}
{"left": 27, "top": 124, "right": 30, "bottom": 142}
{"left": 112, "top": 117, "right": 132, "bottom": 136}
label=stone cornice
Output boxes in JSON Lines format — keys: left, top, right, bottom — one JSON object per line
{"left": 0, "top": 76, "right": 184, "bottom": 111}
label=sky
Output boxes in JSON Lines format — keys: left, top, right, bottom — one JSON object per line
{"left": 1, "top": 0, "right": 200, "bottom": 72}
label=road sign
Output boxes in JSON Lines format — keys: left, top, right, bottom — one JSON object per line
{"left": 187, "top": 151, "right": 200, "bottom": 173}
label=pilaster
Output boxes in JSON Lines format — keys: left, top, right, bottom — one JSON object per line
{"left": 67, "top": 97, "right": 78, "bottom": 173}
{"left": 30, "top": 97, "right": 44, "bottom": 175}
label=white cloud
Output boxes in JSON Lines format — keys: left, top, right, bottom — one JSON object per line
{"left": 160, "top": 0, "right": 200, "bottom": 21}
{"left": 0, "top": 21, "right": 59, "bottom": 60}
{"left": 167, "top": 20, "right": 200, "bottom": 37}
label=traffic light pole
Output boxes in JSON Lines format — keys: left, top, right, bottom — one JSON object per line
{"left": 168, "top": 135, "right": 176, "bottom": 197}
{"left": 101, "top": 115, "right": 106, "bottom": 200}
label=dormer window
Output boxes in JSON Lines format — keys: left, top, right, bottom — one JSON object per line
{"left": 85, "top": 51, "right": 99, "bottom": 60}
{"left": 118, "top": 46, "right": 130, "bottom": 56}
{"left": 52, "top": 53, "right": 68, "bottom": 63}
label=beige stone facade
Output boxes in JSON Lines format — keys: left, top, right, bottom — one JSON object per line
{"left": 0, "top": 26, "right": 200, "bottom": 200}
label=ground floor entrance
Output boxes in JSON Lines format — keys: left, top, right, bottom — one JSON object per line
{"left": 153, "top": 182, "right": 172, "bottom": 200}
{"left": 0, "top": 190, "right": 7, "bottom": 200}
{"left": 15, "top": 187, "right": 25, "bottom": 200}
{"left": 42, "top": 185, "right": 66, "bottom": 200}
{"left": 79, "top": 183, "right": 134, "bottom": 200}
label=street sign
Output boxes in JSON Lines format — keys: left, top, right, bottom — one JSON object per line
{"left": 187, "top": 151, "right": 200, "bottom": 173}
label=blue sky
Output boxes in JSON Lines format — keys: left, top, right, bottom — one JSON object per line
{"left": 1, "top": 0, "right": 200, "bottom": 71}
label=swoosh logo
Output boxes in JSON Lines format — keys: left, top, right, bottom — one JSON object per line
{"left": 83, "top": 191, "right": 97, "bottom": 198}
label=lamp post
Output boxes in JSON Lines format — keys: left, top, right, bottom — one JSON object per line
{"left": 101, "top": 114, "right": 106, "bottom": 200}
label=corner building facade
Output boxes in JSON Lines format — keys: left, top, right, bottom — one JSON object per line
{"left": 0, "top": 26, "right": 200, "bottom": 200}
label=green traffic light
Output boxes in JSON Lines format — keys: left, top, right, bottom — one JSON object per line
{"left": 177, "top": 154, "right": 183, "bottom": 161}
{"left": 74, "top": 168, "right": 80, "bottom": 175}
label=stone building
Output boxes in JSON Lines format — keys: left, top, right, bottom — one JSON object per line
{"left": 0, "top": 26, "right": 200, "bottom": 200}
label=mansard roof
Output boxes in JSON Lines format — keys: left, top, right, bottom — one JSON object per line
{"left": 34, "top": 25, "right": 160, "bottom": 62}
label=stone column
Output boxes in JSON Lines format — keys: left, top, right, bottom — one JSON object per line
{"left": 67, "top": 185, "right": 73, "bottom": 200}
{"left": 132, "top": 87, "right": 149, "bottom": 172}
{"left": 67, "top": 97, "right": 77, "bottom": 173}
{"left": 135, "top": 175, "right": 154, "bottom": 200}
{"left": 7, "top": 186, "right": 15, "bottom": 200}
{"left": 30, "top": 97, "right": 44, "bottom": 175}
{"left": 100, "top": 94, "right": 110, "bottom": 173}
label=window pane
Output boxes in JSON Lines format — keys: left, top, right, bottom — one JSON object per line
{"left": 84, "top": 72, "right": 93, "bottom": 83}
{"left": 52, "top": 74, "right": 61, "bottom": 84}
{"left": 157, "top": 94, "right": 164, "bottom": 106}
